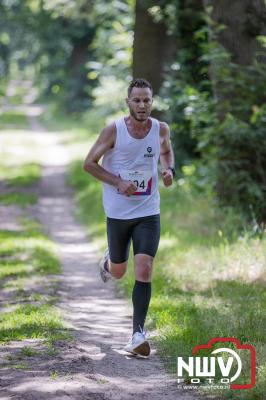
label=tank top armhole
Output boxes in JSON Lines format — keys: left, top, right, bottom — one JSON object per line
{"left": 152, "top": 118, "right": 161, "bottom": 150}
{"left": 114, "top": 118, "right": 124, "bottom": 149}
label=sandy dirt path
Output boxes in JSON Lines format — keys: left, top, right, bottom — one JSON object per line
{"left": 0, "top": 103, "right": 201, "bottom": 400}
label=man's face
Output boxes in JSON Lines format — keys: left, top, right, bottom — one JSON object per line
{"left": 126, "top": 87, "right": 153, "bottom": 121}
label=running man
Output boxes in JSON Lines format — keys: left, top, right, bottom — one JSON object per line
{"left": 83, "top": 78, "right": 175, "bottom": 357}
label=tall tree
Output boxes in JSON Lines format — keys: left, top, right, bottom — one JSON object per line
{"left": 205, "top": 0, "right": 266, "bottom": 65}
{"left": 204, "top": 0, "right": 266, "bottom": 117}
{"left": 202, "top": 0, "right": 266, "bottom": 222}
{"left": 132, "top": 0, "right": 176, "bottom": 95}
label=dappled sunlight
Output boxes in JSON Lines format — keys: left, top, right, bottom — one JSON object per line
{"left": 158, "top": 231, "right": 266, "bottom": 293}
{"left": 9, "top": 378, "right": 100, "bottom": 396}
{"left": 2, "top": 104, "right": 43, "bottom": 117}
{"left": 60, "top": 242, "right": 96, "bottom": 254}
{"left": 159, "top": 233, "right": 179, "bottom": 250}
{"left": 0, "top": 111, "right": 91, "bottom": 170}
{"left": 0, "top": 131, "right": 44, "bottom": 165}
{"left": 0, "top": 204, "right": 24, "bottom": 231}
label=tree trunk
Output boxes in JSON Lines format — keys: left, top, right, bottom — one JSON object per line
{"left": 67, "top": 28, "right": 95, "bottom": 112}
{"left": 132, "top": 0, "right": 176, "bottom": 95}
{"left": 204, "top": 0, "right": 266, "bottom": 118}
{"left": 205, "top": 0, "right": 266, "bottom": 65}
{"left": 178, "top": 0, "right": 205, "bottom": 84}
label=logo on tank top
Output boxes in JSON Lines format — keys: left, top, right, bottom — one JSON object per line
{"left": 144, "top": 146, "right": 154, "bottom": 158}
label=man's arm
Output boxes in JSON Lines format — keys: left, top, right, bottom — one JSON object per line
{"left": 83, "top": 122, "right": 137, "bottom": 196}
{"left": 159, "top": 122, "right": 175, "bottom": 187}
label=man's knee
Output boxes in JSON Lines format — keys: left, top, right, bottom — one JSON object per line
{"left": 134, "top": 254, "right": 153, "bottom": 282}
{"left": 111, "top": 269, "right": 126, "bottom": 280}
{"left": 109, "top": 262, "right": 127, "bottom": 280}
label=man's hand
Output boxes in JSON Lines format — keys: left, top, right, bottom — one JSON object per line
{"left": 117, "top": 179, "right": 137, "bottom": 196}
{"left": 161, "top": 169, "right": 173, "bottom": 187}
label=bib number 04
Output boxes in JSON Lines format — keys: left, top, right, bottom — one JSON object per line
{"left": 119, "top": 170, "right": 152, "bottom": 196}
{"left": 133, "top": 179, "right": 145, "bottom": 190}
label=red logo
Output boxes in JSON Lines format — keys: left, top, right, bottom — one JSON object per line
{"left": 192, "top": 337, "right": 256, "bottom": 389}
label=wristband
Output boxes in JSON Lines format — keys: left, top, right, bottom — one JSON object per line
{"left": 167, "top": 167, "right": 176, "bottom": 177}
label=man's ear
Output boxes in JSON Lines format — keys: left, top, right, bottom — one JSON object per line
{"left": 125, "top": 97, "right": 129, "bottom": 106}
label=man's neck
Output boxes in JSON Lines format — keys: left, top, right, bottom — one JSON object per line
{"left": 127, "top": 115, "right": 150, "bottom": 132}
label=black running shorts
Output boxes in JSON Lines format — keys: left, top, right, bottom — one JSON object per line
{"left": 106, "top": 214, "right": 160, "bottom": 264}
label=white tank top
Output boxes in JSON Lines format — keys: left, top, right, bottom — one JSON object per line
{"left": 102, "top": 117, "right": 160, "bottom": 219}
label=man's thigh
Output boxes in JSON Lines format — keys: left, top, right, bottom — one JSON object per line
{"left": 107, "top": 217, "right": 134, "bottom": 263}
{"left": 132, "top": 214, "right": 160, "bottom": 257}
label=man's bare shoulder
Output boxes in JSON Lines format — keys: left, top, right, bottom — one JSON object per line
{"left": 101, "top": 121, "right": 116, "bottom": 137}
{"left": 97, "top": 121, "right": 116, "bottom": 146}
{"left": 159, "top": 121, "right": 170, "bottom": 137}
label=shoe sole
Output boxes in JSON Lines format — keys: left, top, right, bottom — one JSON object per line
{"left": 100, "top": 268, "right": 109, "bottom": 283}
{"left": 124, "top": 351, "right": 137, "bottom": 356}
{"left": 133, "top": 341, "right": 150, "bottom": 357}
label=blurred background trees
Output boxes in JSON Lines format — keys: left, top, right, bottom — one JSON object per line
{"left": 1, "top": 0, "right": 266, "bottom": 222}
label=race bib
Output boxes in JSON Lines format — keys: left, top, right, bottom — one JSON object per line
{"left": 119, "top": 169, "right": 152, "bottom": 196}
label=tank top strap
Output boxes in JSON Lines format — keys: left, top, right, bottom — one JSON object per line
{"left": 114, "top": 117, "right": 126, "bottom": 149}
{"left": 150, "top": 117, "right": 159, "bottom": 129}
{"left": 150, "top": 117, "right": 160, "bottom": 148}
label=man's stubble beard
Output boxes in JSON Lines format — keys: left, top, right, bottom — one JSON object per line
{"left": 129, "top": 107, "right": 151, "bottom": 122}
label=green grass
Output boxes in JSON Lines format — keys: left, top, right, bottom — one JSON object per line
{"left": 50, "top": 370, "right": 58, "bottom": 380}
{"left": 0, "top": 225, "right": 61, "bottom": 280}
{"left": 0, "top": 122, "right": 41, "bottom": 207}
{"left": 0, "top": 304, "right": 68, "bottom": 343}
{"left": 0, "top": 192, "right": 38, "bottom": 206}
{"left": 68, "top": 159, "right": 266, "bottom": 400}
{"left": 0, "top": 163, "right": 41, "bottom": 186}
{"left": 0, "top": 219, "right": 69, "bottom": 345}
{"left": 0, "top": 111, "right": 28, "bottom": 129}
{"left": 11, "top": 362, "right": 28, "bottom": 370}
{"left": 21, "top": 346, "right": 39, "bottom": 357}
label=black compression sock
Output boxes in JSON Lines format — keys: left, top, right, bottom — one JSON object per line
{"left": 132, "top": 280, "right": 151, "bottom": 334}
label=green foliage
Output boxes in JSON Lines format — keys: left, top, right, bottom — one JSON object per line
{"left": 157, "top": 0, "right": 211, "bottom": 164}
{"left": 0, "top": 0, "right": 134, "bottom": 112}
{"left": 162, "top": 27, "right": 266, "bottom": 222}
{"left": 205, "top": 110, "right": 266, "bottom": 222}
{"left": 0, "top": 0, "right": 97, "bottom": 111}
{"left": 0, "top": 163, "right": 41, "bottom": 186}
{"left": 161, "top": 81, "right": 215, "bottom": 165}
{"left": 193, "top": 42, "right": 266, "bottom": 222}
{"left": 89, "top": 1, "right": 133, "bottom": 80}
{"left": 167, "top": 81, "right": 266, "bottom": 222}
{"left": 0, "top": 192, "right": 38, "bottom": 207}
{"left": 154, "top": 0, "right": 266, "bottom": 222}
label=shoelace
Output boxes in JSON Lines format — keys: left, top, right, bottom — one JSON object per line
{"left": 138, "top": 326, "right": 148, "bottom": 339}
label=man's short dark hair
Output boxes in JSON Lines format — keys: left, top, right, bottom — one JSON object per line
{"left": 127, "top": 78, "right": 153, "bottom": 97}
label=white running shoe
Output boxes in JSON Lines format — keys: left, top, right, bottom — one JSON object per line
{"left": 124, "top": 331, "right": 151, "bottom": 357}
{"left": 99, "top": 248, "right": 112, "bottom": 282}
